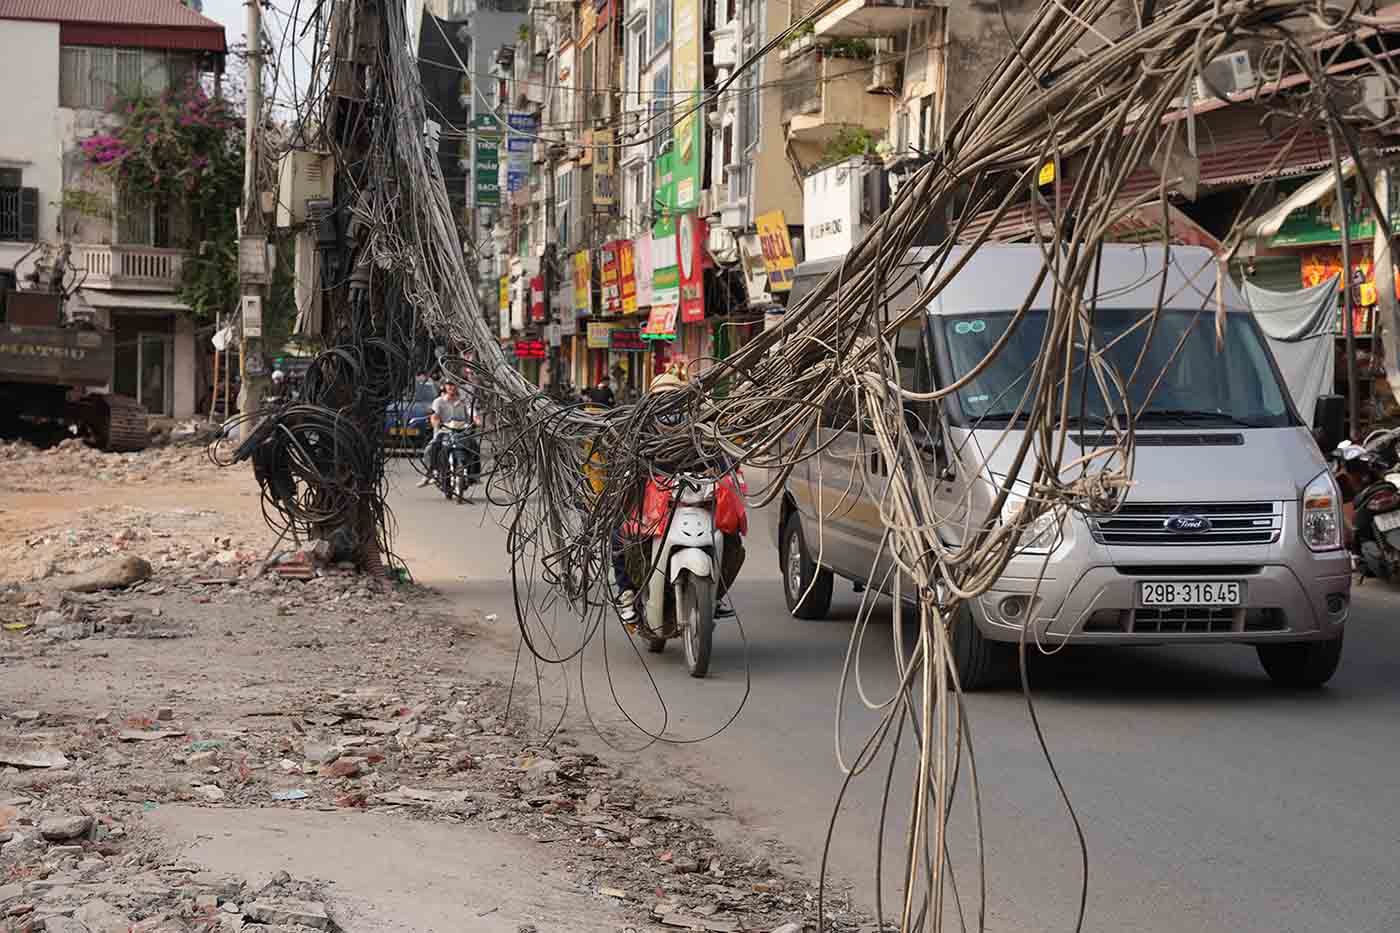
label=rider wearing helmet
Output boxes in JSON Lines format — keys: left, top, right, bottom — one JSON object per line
{"left": 612, "top": 363, "right": 743, "bottom": 628}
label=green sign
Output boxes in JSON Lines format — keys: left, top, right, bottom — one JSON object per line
{"left": 671, "top": 0, "right": 703, "bottom": 211}
{"left": 474, "top": 115, "right": 501, "bottom": 208}
{"left": 652, "top": 211, "right": 679, "bottom": 309}
{"left": 1270, "top": 171, "right": 1400, "bottom": 247}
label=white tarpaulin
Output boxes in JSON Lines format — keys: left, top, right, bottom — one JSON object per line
{"left": 1243, "top": 275, "right": 1339, "bottom": 419}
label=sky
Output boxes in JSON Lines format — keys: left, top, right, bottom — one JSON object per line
{"left": 200, "top": 0, "right": 320, "bottom": 112}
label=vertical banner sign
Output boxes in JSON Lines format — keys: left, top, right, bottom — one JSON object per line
{"left": 474, "top": 115, "right": 501, "bottom": 207}
{"left": 594, "top": 128, "right": 615, "bottom": 206}
{"left": 619, "top": 240, "right": 638, "bottom": 315}
{"left": 654, "top": 149, "right": 675, "bottom": 216}
{"left": 498, "top": 275, "right": 511, "bottom": 339}
{"left": 678, "top": 214, "right": 705, "bottom": 322}
{"left": 671, "top": 0, "right": 702, "bottom": 211}
{"left": 600, "top": 243, "right": 621, "bottom": 313}
{"left": 507, "top": 112, "right": 538, "bottom": 193}
{"left": 755, "top": 210, "right": 796, "bottom": 292}
{"left": 633, "top": 233, "right": 653, "bottom": 309}
{"left": 573, "top": 250, "right": 592, "bottom": 316}
{"left": 652, "top": 215, "right": 679, "bottom": 310}
{"left": 529, "top": 276, "right": 545, "bottom": 323}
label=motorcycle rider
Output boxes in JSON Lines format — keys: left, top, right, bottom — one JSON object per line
{"left": 417, "top": 379, "right": 480, "bottom": 488}
{"left": 611, "top": 364, "right": 743, "bottom": 630}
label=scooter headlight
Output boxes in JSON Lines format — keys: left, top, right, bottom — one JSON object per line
{"left": 1302, "top": 470, "right": 1343, "bottom": 552}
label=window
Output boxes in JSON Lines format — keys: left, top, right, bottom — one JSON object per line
{"left": 653, "top": 0, "right": 670, "bottom": 51}
{"left": 626, "top": 161, "right": 645, "bottom": 229}
{"left": 649, "top": 64, "right": 671, "bottom": 161}
{"left": 627, "top": 19, "right": 648, "bottom": 113}
{"left": 919, "top": 94, "right": 935, "bottom": 150}
{"left": 0, "top": 185, "right": 38, "bottom": 242}
{"left": 60, "top": 47, "right": 194, "bottom": 109}
{"left": 0, "top": 168, "right": 20, "bottom": 188}
{"left": 556, "top": 169, "right": 572, "bottom": 247}
{"left": 115, "top": 188, "right": 181, "bottom": 247}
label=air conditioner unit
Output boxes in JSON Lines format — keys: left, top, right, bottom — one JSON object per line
{"left": 867, "top": 56, "right": 901, "bottom": 95}
{"left": 1192, "top": 49, "right": 1255, "bottom": 101}
{"left": 698, "top": 188, "right": 717, "bottom": 217}
{"left": 275, "top": 150, "right": 335, "bottom": 228}
{"left": 713, "top": 30, "right": 737, "bottom": 69}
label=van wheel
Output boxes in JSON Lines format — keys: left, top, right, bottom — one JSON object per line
{"left": 781, "top": 513, "right": 833, "bottom": 620}
{"left": 1257, "top": 633, "right": 1343, "bottom": 687}
{"left": 949, "top": 603, "right": 1007, "bottom": 691}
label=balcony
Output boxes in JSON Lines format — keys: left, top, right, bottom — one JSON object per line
{"left": 74, "top": 244, "right": 186, "bottom": 292}
{"left": 782, "top": 54, "right": 889, "bottom": 149}
{"left": 815, "top": 0, "right": 938, "bottom": 38}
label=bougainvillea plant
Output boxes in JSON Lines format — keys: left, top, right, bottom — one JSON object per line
{"left": 78, "top": 82, "right": 247, "bottom": 320}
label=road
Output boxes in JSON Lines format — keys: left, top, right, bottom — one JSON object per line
{"left": 385, "top": 459, "right": 1400, "bottom": 933}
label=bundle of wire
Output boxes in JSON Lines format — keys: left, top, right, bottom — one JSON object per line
{"left": 226, "top": 0, "right": 1400, "bottom": 929}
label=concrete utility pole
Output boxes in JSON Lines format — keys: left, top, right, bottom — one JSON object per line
{"left": 1372, "top": 162, "right": 1400, "bottom": 409}
{"left": 237, "top": 0, "right": 269, "bottom": 431}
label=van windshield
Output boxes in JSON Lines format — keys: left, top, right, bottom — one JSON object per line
{"left": 940, "top": 309, "right": 1297, "bottom": 429}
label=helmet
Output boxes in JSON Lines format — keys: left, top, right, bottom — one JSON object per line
{"left": 649, "top": 362, "right": 688, "bottom": 393}
{"left": 272, "top": 370, "right": 286, "bottom": 384}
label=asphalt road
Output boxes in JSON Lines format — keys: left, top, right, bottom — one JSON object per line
{"left": 385, "top": 458, "right": 1400, "bottom": 933}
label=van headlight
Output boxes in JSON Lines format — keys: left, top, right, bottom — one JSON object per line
{"left": 1301, "top": 470, "right": 1343, "bottom": 552}
{"left": 1000, "top": 494, "right": 1063, "bottom": 553}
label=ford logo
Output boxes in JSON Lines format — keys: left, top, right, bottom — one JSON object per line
{"left": 1164, "top": 513, "right": 1212, "bottom": 533}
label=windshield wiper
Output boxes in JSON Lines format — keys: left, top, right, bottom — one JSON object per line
{"left": 1138, "top": 409, "right": 1264, "bottom": 428}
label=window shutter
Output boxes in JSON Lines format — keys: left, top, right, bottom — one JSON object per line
{"left": 19, "top": 187, "right": 38, "bottom": 241}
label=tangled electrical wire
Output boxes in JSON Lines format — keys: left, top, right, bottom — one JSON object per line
{"left": 221, "top": 0, "right": 1400, "bottom": 929}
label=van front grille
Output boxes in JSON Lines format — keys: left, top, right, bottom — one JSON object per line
{"left": 1080, "top": 608, "right": 1287, "bottom": 634}
{"left": 1090, "top": 502, "right": 1282, "bottom": 546}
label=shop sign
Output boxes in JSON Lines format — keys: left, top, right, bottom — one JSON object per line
{"left": 652, "top": 215, "right": 679, "bottom": 309}
{"left": 600, "top": 242, "right": 621, "bottom": 313}
{"left": 755, "top": 210, "right": 795, "bottom": 291}
{"left": 573, "top": 251, "right": 592, "bottom": 315}
{"left": 593, "top": 128, "right": 615, "bottom": 206}
{"left": 641, "top": 304, "right": 678, "bottom": 341}
{"left": 514, "top": 339, "right": 547, "bottom": 359}
{"left": 633, "top": 233, "right": 653, "bottom": 308}
{"left": 507, "top": 112, "right": 538, "bottom": 193}
{"left": 473, "top": 115, "right": 501, "bottom": 207}
{"left": 529, "top": 276, "right": 545, "bottom": 323}
{"left": 587, "top": 321, "right": 616, "bottom": 349}
{"left": 611, "top": 328, "right": 648, "bottom": 351}
{"left": 738, "top": 234, "right": 771, "bottom": 307}
{"left": 1271, "top": 171, "right": 1400, "bottom": 247}
{"left": 619, "top": 240, "right": 638, "bottom": 314}
{"left": 670, "top": 0, "right": 703, "bottom": 210}
{"left": 677, "top": 213, "right": 705, "bottom": 323}
{"left": 498, "top": 275, "right": 511, "bottom": 339}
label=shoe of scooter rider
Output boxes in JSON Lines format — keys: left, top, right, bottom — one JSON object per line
{"left": 715, "top": 597, "right": 735, "bottom": 619}
{"left": 615, "top": 589, "right": 638, "bottom": 625}
{"left": 417, "top": 473, "right": 434, "bottom": 487}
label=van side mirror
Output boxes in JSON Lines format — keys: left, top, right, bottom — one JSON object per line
{"left": 1312, "top": 394, "right": 1345, "bottom": 452}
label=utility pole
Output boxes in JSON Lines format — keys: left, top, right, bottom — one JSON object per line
{"left": 237, "top": 0, "right": 269, "bottom": 431}
{"left": 544, "top": 151, "right": 559, "bottom": 395}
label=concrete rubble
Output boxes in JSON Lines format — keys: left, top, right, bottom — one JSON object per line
{"left": 0, "top": 436, "right": 218, "bottom": 494}
{"left": 0, "top": 470, "right": 860, "bottom": 933}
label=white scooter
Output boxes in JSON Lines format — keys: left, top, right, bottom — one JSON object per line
{"left": 636, "top": 471, "right": 732, "bottom": 678}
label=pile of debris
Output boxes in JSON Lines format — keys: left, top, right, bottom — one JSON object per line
{"left": 0, "top": 440, "right": 221, "bottom": 494}
{"left": 0, "top": 779, "right": 338, "bottom": 932}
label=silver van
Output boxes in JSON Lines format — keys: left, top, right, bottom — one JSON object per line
{"left": 775, "top": 244, "right": 1351, "bottom": 688}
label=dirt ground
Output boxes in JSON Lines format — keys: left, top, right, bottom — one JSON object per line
{"left": 0, "top": 445, "right": 859, "bottom": 933}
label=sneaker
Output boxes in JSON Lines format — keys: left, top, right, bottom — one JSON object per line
{"left": 616, "top": 589, "right": 637, "bottom": 625}
{"left": 417, "top": 474, "right": 433, "bottom": 487}
{"left": 715, "top": 598, "right": 735, "bottom": 619}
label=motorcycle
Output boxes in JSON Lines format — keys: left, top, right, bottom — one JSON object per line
{"left": 437, "top": 419, "right": 480, "bottom": 503}
{"left": 622, "top": 467, "right": 747, "bottom": 678}
{"left": 1333, "top": 433, "right": 1400, "bottom": 580}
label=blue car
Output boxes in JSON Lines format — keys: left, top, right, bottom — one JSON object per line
{"left": 384, "top": 381, "right": 437, "bottom": 453}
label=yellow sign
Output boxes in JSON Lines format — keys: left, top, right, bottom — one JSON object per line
{"left": 755, "top": 210, "right": 796, "bottom": 292}
{"left": 498, "top": 275, "right": 509, "bottom": 316}
{"left": 586, "top": 321, "right": 615, "bottom": 349}
{"left": 1038, "top": 160, "right": 1056, "bottom": 187}
{"left": 573, "top": 251, "right": 592, "bottom": 315}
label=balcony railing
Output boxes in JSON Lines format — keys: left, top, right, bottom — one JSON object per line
{"left": 75, "top": 244, "right": 186, "bottom": 291}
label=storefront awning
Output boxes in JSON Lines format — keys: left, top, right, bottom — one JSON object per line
{"left": 78, "top": 289, "right": 190, "bottom": 313}
{"left": 1247, "top": 158, "right": 1357, "bottom": 240}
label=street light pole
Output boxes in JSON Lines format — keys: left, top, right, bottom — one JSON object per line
{"left": 237, "top": 0, "right": 268, "bottom": 428}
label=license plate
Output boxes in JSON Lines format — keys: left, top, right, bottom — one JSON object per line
{"left": 1376, "top": 510, "right": 1400, "bottom": 533}
{"left": 1139, "top": 581, "right": 1241, "bottom": 607}
{"left": 389, "top": 427, "right": 419, "bottom": 437}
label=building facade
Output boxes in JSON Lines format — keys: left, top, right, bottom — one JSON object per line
{"left": 0, "top": 0, "right": 226, "bottom": 420}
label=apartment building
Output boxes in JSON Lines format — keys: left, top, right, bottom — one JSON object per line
{"left": 0, "top": 0, "right": 226, "bottom": 419}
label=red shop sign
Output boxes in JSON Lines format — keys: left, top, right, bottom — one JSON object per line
{"left": 514, "top": 339, "right": 547, "bottom": 359}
